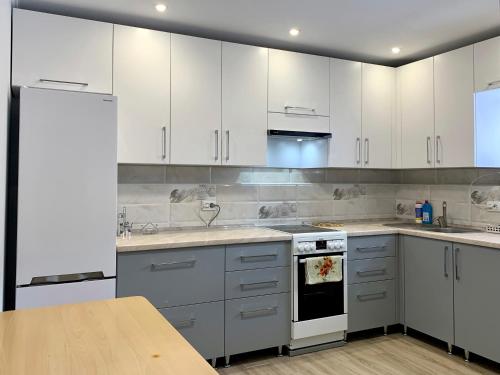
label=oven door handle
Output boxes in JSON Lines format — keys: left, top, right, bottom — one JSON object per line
{"left": 299, "top": 255, "right": 346, "bottom": 264}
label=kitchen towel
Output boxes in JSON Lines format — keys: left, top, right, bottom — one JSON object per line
{"left": 305, "top": 255, "right": 343, "bottom": 285}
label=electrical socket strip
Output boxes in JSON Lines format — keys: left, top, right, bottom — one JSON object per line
{"left": 485, "top": 224, "right": 500, "bottom": 234}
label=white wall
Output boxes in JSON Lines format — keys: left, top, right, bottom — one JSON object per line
{"left": 0, "top": 0, "right": 12, "bottom": 311}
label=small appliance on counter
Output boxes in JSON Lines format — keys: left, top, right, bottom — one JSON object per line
{"left": 268, "top": 225, "right": 348, "bottom": 355}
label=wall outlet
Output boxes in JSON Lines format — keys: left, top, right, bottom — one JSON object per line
{"left": 486, "top": 201, "right": 500, "bottom": 211}
{"left": 201, "top": 199, "right": 217, "bottom": 211}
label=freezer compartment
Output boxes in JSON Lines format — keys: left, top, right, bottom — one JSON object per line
{"left": 15, "top": 278, "right": 116, "bottom": 309}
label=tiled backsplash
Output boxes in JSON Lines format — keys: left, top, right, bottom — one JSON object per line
{"left": 118, "top": 166, "right": 500, "bottom": 229}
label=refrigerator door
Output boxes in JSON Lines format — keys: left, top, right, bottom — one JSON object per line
{"left": 16, "top": 87, "right": 117, "bottom": 286}
{"left": 15, "top": 278, "right": 116, "bottom": 309}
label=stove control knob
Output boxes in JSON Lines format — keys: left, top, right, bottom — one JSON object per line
{"left": 327, "top": 241, "right": 335, "bottom": 250}
{"left": 334, "top": 241, "right": 341, "bottom": 249}
{"left": 305, "top": 243, "right": 313, "bottom": 252}
{"left": 338, "top": 241, "right": 345, "bottom": 249}
{"left": 297, "top": 243, "right": 305, "bottom": 252}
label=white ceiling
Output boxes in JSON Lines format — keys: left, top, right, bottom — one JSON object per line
{"left": 17, "top": 0, "right": 500, "bottom": 66}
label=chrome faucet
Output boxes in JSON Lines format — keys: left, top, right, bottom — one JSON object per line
{"left": 435, "top": 201, "right": 448, "bottom": 228}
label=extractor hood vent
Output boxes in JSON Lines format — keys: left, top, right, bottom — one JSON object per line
{"left": 267, "top": 129, "right": 332, "bottom": 139}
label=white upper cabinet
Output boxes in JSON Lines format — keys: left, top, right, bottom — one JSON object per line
{"left": 400, "top": 58, "right": 435, "bottom": 168}
{"left": 434, "top": 46, "right": 474, "bottom": 168}
{"left": 114, "top": 25, "right": 171, "bottom": 165}
{"left": 474, "top": 36, "right": 500, "bottom": 92}
{"left": 170, "top": 35, "right": 222, "bottom": 165}
{"left": 12, "top": 9, "right": 112, "bottom": 94}
{"left": 268, "top": 49, "right": 330, "bottom": 117}
{"left": 361, "top": 63, "right": 395, "bottom": 169}
{"left": 222, "top": 43, "right": 268, "bottom": 166}
{"left": 329, "top": 59, "right": 362, "bottom": 168}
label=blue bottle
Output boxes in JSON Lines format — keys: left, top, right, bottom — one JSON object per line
{"left": 422, "top": 200, "right": 433, "bottom": 225}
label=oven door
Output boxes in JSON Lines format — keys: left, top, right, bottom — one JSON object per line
{"left": 293, "top": 252, "right": 346, "bottom": 323}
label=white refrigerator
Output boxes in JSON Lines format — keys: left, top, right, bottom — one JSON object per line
{"left": 9, "top": 87, "right": 117, "bottom": 309}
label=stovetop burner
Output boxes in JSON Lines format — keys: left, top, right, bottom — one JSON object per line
{"left": 267, "top": 225, "right": 339, "bottom": 234}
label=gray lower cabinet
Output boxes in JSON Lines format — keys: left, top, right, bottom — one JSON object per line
{"left": 403, "top": 236, "right": 454, "bottom": 346}
{"left": 348, "top": 280, "right": 396, "bottom": 333}
{"left": 225, "top": 293, "right": 290, "bottom": 356}
{"left": 347, "top": 257, "right": 395, "bottom": 284}
{"left": 226, "top": 242, "right": 290, "bottom": 271}
{"left": 454, "top": 244, "right": 500, "bottom": 363}
{"left": 225, "top": 266, "right": 290, "bottom": 299}
{"left": 348, "top": 235, "right": 396, "bottom": 260}
{"left": 159, "top": 301, "right": 224, "bottom": 360}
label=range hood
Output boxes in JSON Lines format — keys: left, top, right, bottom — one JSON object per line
{"left": 267, "top": 129, "right": 332, "bottom": 139}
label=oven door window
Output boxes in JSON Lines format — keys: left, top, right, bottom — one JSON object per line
{"left": 297, "top": 253, "right": 344, "bottom": 322}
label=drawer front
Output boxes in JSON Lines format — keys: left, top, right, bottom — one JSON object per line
{"left": 226, "top": 242, "right": 290, "bottom": 271}
{"left": 348, "top": 280, "right": 396, "bottom": 333}
{"left": 225, "top": 293, "right": 290, "bottom": 356}
{"left": 347, "top": 257, "right": 395, "bottom": 285}
{"left": 159, "top": 301, "right": 224, "bottom": 359}
{"left": 225, "top": 267, "right": 290, "bottom": 299}
{"left": 117, "top": 246, "right": 224, "bottom": 308}
{"left": 347, "top": 235, "right": 396, "bottom": 260}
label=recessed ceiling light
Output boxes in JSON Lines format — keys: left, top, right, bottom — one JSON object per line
{"left": 289, "top": 28, "right": 300, "bottom": 37}
{"left": 155, "top": 3, "right": 167, "bottom": 12}
{"left": 391, "top": 47, "right": 401, "bottom": 54}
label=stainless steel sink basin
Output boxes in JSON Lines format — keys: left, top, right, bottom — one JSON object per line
{"left": 383, "top": 223, "right": 481, "bottom": 233}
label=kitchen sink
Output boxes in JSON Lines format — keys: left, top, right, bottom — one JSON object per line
{"left": 383, "top": 223, "right": 481, "bottom": 233}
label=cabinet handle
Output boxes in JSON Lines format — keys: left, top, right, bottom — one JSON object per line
{"left": 151, "top": 258, "right": 196, "bottom": 270}
{"left": 240, "top": 306, "right": 277, "bottom": 318}
{"left": 240, "top": 280, "right": 278, "bottom": 289}
{"left": 487, "top": 80, "right": 500, "bottom": 89}
{"left": 161, "top": 126, "right": 167, "bottom": 159}
{"left": 39, "top": 78, "right": 89, "bottom": 86}
{"left": 357, "top": 291, "right": 387, "bottom": 301}
{"left": 436, "top": 135, "right": 441, "bottom": 164}
{"left": 356, "top": 245, "right": 386, "bottom": 253}
{"left": 173, "top": 318, "right": 196, "bottom": 328}
{"left": 225, "top": 130, "right": 230, "bottom": 162}
{"left": 455, "top": 247, "right": 460, "bottom": 280}
{"left": 284, "top": 105, "right": 316, "bottom": 113}
{"left": 364, "top": 138, "right": 369, "bottom": 165}
{"left": 444, "top": 246, "right": 449, "bottom": 278}
{"left": 240, "top": 253, "right": 278, "bottom": 261}
{"left": 426, "top": 136, "right": 432, "bottom": 164}
{"left": 356, "top": 268, "right": 387, "bottom": 276}
{"left": 356, "top": 137, "right": 361, "bottom": 164}
{"left": 214, "top": 130, "right": 219, "bottom": 161}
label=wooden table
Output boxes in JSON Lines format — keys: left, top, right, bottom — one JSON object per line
{"left": 0, "top": 296, "right": 218, "bottom": 375}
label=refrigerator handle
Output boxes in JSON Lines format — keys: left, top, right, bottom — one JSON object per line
{"left": 27, "top": 271, "right": 106, "bottom": 286}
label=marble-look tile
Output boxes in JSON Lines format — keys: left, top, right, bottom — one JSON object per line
{"left": 435, "top": 168, "right": 478, "bottom": 185}
{"left": 258, "top": 218, "right": 300, "bottom": 226}
{"left": 471, "top": 205, "right": 500, "bottom": 225}
{"left": 253, "top": 168, "right": 290, "bottom": 184}
{"left": 118, "top": 165, "right": 165, "bottom": 184}
{"left": 396, "top": 199, "right": 415, "bottom": 218}
{"left": 169, "top": 202, "right": 216, "bottom": 226}
{"left": 169, "top": 184, "right": 216, "bottom": 203}
{"left": 475, "top": 169, "right": 500, "bottom": 185}
{"left": 216, "top": 185, "right": 258, "bottom": 202}
{"left": 396, "top": 185, "right": 430, "bottom": 200}
{"left": 325, "top": 169, "right": 359, "bottom": 183}
{"left": 118, "top": 203, "right": 170, "bottom": 226}
{"left": 297, "top": 201, "right": 334, "bottom": 218}
{"left": 332, "top": 184, "right": 366, "bottom": 200}
{"left": 364, "top": 198, "right": 395, "bottom": 216}
{"left": 358, "top": 169, "right": 398, "bottom": 184}
{"left": 118, "top": 184, "right": 170, "bottom": 204}
{"left": 400, "top": 169, "right": 437, "bottom": 185}
{"left": 365, "top": 184, "right": 398, "bottom": 199}
{"left": 218, "top": 202, "right": 259, "bottom": 220}
{"left": 430, "top": 185, "right": 469, "bottom": 202}
{"left": 296, "top": 184, "right": 333, "bottom": 201}
{"left": 165, "top": 166, "right": 210, "bottom": 184}
{"left": 211, "top": 167, "right": 254, "bottom": 184}
{"left": 259, "top": 185, "right": 296, "bottom": 202}
{"left": 332, "top": 199, "right": 365, "bottom": 217}
{"left": 430, "top": 200, "right": 470, "bottom": 222}
{"left": 258, "top": 202, "right": 297, "bottom": 219}
{"left": 290, "top": 169, "right": 326, "bottom": 183}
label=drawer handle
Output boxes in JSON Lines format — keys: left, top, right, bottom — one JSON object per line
{"left": 151, "top": 258, "right": 196, "bottom": 270}
{"left": 356, "top": 245, "right": 387, "bottom": 253}
{"left": 39, "top": 78, "right": 89, "bottom": 86}
{"left": 357, "top": 291, "right": 387, "bottom": 301}
{"left": 356, "top": 268, "right": 387, "bottom": 276}
{"left": 284, "top": 105, "right": 316, "bottom": 113}
{"left": 173, "top": 318, "right": 196, "bottom": 329}
{"left": 240, "top": 253, "right": 278, "bottom": 262}
{"left": 240, "top": 280, "right": 279, "bottom": 289}
{"left": 240, "top": 306, "right": 278, "bottom": 318}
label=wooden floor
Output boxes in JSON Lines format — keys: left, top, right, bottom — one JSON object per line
{"left": 218, "top": 334, "right": 500, "bottom": 375}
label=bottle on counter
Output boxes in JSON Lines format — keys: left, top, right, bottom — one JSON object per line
{"left": 415, "top": 201, "right": 423, "bottom": 224}
{"left": 422, "top": 200, "right": 433, "bottom": 224}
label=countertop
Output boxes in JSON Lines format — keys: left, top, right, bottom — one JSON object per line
{"left": 0, "top": 296, "right": 217, "bottom": 375}
{"left": 117, "top": 227, "right": 292, "bottom": 253}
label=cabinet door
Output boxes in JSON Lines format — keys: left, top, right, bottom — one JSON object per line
{"left": 474, "top": 36, "right": 500, "bottom": 92}
{"left": 362, "top": 64, "right": 394, "bottom": 169}
{"left": 268, "top": 49, "right": 329, "bottom": 116}
{"left": 114, "top": 25, "right": 170, "bottom": 164}
{"left": 171, "top": 34, "right": 221, "bottom": 165}
{"left": 434, "top": 46, "right": 474, "bottom": 168}
{"left": 403, "top": 236, "right": 454, "bottom": 345}
{"left": 12, "top": 9, "right": 112, "bottom": 94}
{"left": 329, "top": 59, "right": 362, "bottom": 167}
{"left": 222, "top": 43, "right": 267, "bottom": 166}
{"left": 400, "top": 58, "right": 435, "bottom": 168}
{"left": 454, "top": 244, "right": 500, "bottom": 363}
